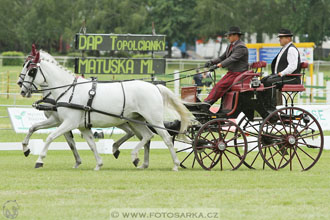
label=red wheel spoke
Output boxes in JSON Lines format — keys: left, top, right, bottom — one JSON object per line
{"left": 266, "top": 144, "right": 287, "bottom": 162}
{"left": 296, "top": 132, "right": 321, "bottom": 140}
{"left": 278, "top": 147, "right": 289, "bottom": 168}
{"left": 180, "top": 150, "right": 194, "bottom": 164}
{"left": 247, "top": 145, "right": 258, "bottom": 154}
{"left": 176, "top": 146, "right": 193, "bottom": 153}
{"left": 267, "top": 122, "right": 286, "bottom": 137}
{"left": 296, "top": 142, "right": 321, "bottom": 149}
{"left": 220, "top": 152, "right": 223, "bottom": 170}
{"left": 268, "top": 147, "right": 277, "bottom": 168}
{"left": 223, "top": 151, "right": 235, "bottom": 169}
{"left": 296, "top": 145, "right": 317, "bottom": 161}
{"left": 250, "top": 151, "right": 260, "bottom": 167}
{"left": 260, "top": 139, "right": 286, "bottom": 149}
{"left": 225, "top": 149, "right": 243, "bottom": 159}
{"left": 199, "top": 135, "right": 215, "bottom": 145}
{"left": 277, "top": 112, "right": 290, "bottom": 136}
{"left": 296, "top": 120, "right": 317, "bottom": 137}
{"left": 207, "top": 128, "right": 217, "bottom": 142}
{"left": 293, "top": 146, "right": 305, "bottom": 170}
{"left": 247, "top": 121, "right": 261, "bottom": 134}
{"left": 226, "top": 144, "right": 246, "bottom": 148}
{"left": 201, "top": 149, "right": 216, "bottom": 161}
{"left": 260, "top": 132, "right": 283, "bottom": 141}
{"left": 210, "top": 152, "right": 221, "bottom": 168}
{"left": 192, "top": 155, "right": 196, "bottom": 168}
{"left": 293, "top": 115, "right": 303, "bottom": 132}
{"left": 196, "top": 145, "right": 214, "bottom": 149}
{"left": 263, "top": 148, "right": 267, "bottom": 169}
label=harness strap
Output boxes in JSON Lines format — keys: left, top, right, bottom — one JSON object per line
{"left": 85, "top": 79, "right": 98, "bottom": 129}
{"left": 32, "top": 92, "right": 57, "bottom": 110}
{"left": 56, "top": 102, "right": 182, "bottom": 134}
{"left": 55, "top": 78, "right": 77, "bottom": 103}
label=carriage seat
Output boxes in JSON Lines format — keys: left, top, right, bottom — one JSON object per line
{"left": 230, "top": 70, "right": 265, "bottom": 92}
{"left": 181, "top": 86, "right": 197, "bottom": 102}
{"left": 229, "top": 61, "right": 267, "bottom": 92}
{"left": 280, "top": 62, "right": 308, "bottom": 92}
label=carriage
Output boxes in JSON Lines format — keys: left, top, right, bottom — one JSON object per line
{"left": 175, "top": 61, "right": 323, "bottom": 171}
{"left": 19, "top": 48, "right": 323, "bottom": 171}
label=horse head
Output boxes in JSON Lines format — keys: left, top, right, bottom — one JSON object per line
{"left": 20, "top": 52, "right": 43, "bottom": 97}
{"left": 17, "top": 44, "right": 38, "bottom": 87}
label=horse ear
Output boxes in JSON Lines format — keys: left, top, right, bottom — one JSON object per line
{"left": 33, "top": 52, "right": 40, "bottom": 63}
{"left": 31, "top": 44, "right": 37, "bottom": 56}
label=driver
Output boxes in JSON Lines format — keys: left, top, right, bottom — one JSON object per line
{"left": 261, "top": 28, "right": 301, "bottom": 112}
{"left": 203, "top": 26, "right": 249, "bottom": 109}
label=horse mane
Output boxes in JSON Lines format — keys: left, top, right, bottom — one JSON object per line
{"left": 39, "top": 50, "right": 75, "bottom": 77}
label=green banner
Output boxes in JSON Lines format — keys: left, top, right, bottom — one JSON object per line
{"left": 75, "top": 34, "right": 166, "bottom": 51}
{"left": 75, "top": 58, "right": 165, "bottom": 74}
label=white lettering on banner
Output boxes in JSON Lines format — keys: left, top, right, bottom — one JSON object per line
{"left": 7, "top": 108, "right": 125, "bottom": 134}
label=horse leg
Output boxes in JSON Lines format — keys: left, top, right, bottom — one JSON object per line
{"left": 154, "top": 128, "right": 180, "bottom": 171}
{"left": 112, "top": 123, "right": 135, "bottom": 159}
{"left": 22, "top": 116, "right": 59, "bottom": 157}
{"left": 35, "top": 121, "right": 78, "bottom": 169}
{"left": 139, "top": 140, "right": 150, "bottom": 169}
{"left": 79, "top": 129, "right": 103, "bottom": 171}
{"left": 63, "top": 131, "right": 82, "bottom": 169}
{"left": 128, "top": 122, "right": 153, "bottom": 168}
{"left": 126, "top": 123, "right": 151, "bottom": 169}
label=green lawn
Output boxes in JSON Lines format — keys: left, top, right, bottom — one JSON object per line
{"left": 1, "top": 63, "right": 330, "bottom": 219}
{"left": 0, "top": 150, "right": 329, "bottom": 219}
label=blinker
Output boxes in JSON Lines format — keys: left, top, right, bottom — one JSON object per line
{"left": 28, "top": 68, "right": 37, "bottom": 78}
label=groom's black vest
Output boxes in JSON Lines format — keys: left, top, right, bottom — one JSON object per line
{"left": 271, "top": 43, "right": 301, "bottom": 74}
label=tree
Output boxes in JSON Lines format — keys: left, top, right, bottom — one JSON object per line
{"left": 147, "top": 0, "right": 197, "bottom": 57}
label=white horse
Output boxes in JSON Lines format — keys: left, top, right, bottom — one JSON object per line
{"left": 20, "top": 52, "right": 190, "bottom": 171}
{"left": 17, "top": 49, "right": 150, "bottom": 169}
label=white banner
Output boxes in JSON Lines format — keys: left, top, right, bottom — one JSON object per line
{"left": 7, "top": 107, "right": 125, "bottom": 134}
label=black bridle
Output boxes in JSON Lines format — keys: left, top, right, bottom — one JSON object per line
{"left": 21, "top": 61, "right": 47, "bottom": 94}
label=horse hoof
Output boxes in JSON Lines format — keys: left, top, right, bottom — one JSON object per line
{"left": 35, "top": 163, "right": 43, "bottom": 168}
{"left": 94, "top": 164, "right": 102, "bottom": 171}
{"left": 133, "top": 158, "right": 140, "bottom": 167}
{"left": 113, "top": 150, "right": 120, "bottom": 159}
{"left": 138, "top": 164, "right": 148, "bottom": 169}
{"left": 24, "top": 149, "right": 30, "bottom": 157}
{"left": 172, "top": 166, "right": 179, "bottom": 171}
{"left": 73, "top": 162, "right": 81, "bottom": 169}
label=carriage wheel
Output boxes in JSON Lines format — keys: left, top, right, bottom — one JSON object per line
{"left": 234, "top": 115, "right": 291, "bottom": 169}
{"left": 193, "top": 119, "right": 248, "bottom": 170}
{"left": 258, "top": 107, "right": 324, "bottom": 171}
{"left": 234, "top": 115, "right": 263, "bottom": 169}
{"left": 176, "top": 126, "right": 197, "bottom": 169}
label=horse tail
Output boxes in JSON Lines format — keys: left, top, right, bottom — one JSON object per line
{"left": 156, "top": 84, "right": 191, "bottom": 134}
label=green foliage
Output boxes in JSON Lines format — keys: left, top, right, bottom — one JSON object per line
{"left": 0, "top": 0, "right": 330, "bottom": 53}
{"left": 1, "top": 51, "right": 24, "bottom": 66}
{"left": 65, "top": 52, "right": 82, "bottom": 67}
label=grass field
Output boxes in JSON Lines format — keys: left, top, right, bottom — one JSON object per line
{"left": 0, "top": 149, "right": 329, "bottom": 219}
{"left": 1, "top": 63, "right": 330, "bottom": 219}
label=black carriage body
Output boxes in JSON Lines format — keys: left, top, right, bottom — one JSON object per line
{"left": 185, "top": 70, "right": 268, "bottom": 124}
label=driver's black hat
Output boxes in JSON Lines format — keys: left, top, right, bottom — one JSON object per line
{"left": 278, "top": 28, "right": 293, "bottom": 37}
{"left": 225, "top": 26, "right": 243, "bottom": 36}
